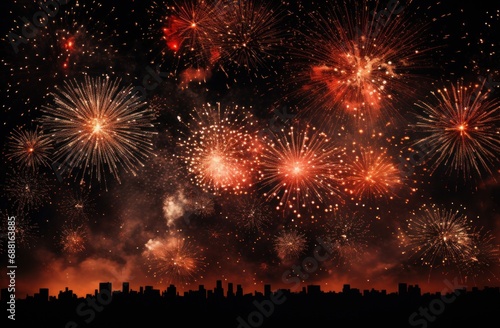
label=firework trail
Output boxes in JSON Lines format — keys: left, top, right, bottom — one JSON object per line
{"left": 40, "top": 76, "right": 157, "bottom": 189}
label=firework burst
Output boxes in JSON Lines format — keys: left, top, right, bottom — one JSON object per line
{"left": 399, "top": 204, "right": 475, "bottom": 275}
{"left": 178, "top": 102, "right": 259, "bottom": 194}
{"left": 57, "top": 186, "right": 96, "bottom": 223}
{"left": 6, "top": 126, "right": 53, "bottom": 171}
{"left": 160, "top": 0, "right": 223, "bottom": 66}
{"left": 3, "top": 169, "right": 52, "bottom": 214}
{"left": 0, "top": 211, "right": 39, "bottom": 250}
{"left": 464, "top": 227, "right": 500, "bottom": 282}
{"left": 288, "top": 0, "right": 431, "bottom": 126}
{"left": 344, "top": 145, "right": 402, "bottom": 201}
{"left": 258, "top": 124, "right": 344, "bottom": 218}
{"left": 145, "top": 0, "right": 225, "bottom": 68}
{"left": 190, "top": 190, "right": 216, "bottom": 218}
{"left": 221, "top": 193, "right": 273, "bottom": 233}
{"left": 412, "top": 80, "right": 500, "bottom": 180}
{"left": 144, "top": 235, "right": 206, "bottom": 286}
{"left": 274, "top": 229, "right": 308, "bottom": 263}
{"left": 321, "top": 211, "right": 372, "bottom": 266}
{"left": 2, "top": 0, "right": 124, "bottom": 112}
{"left": 40, "top": 76, "right": 157, "bottom": 188}
{"left": 210, "top": 0, "right": 287, "bottom": 73}
{"left": 59, "top": 223, "right": 88, "bottom": 255}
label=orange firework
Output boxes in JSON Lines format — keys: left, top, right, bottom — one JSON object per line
{"left": 144, "top": 235, "right": 206, "bottom": 286}
{"left": 398, "top": 204, "right": 475, "bottom": 277}
{"left": 320, "top": 210, "right": 372, "bottom": 266}
{"left": 290, "top": 0, "right": 431, "bottom": 126}
{"left": 6, "top": 126, "right": 53, "bottom": 171}
{"left": 178, "top": 102, "right": 259, "bottom": 194}
{"left": 344, "top": 145, "right": 402, "bottom": 201}
{"left": 413, "top": 80, "right": 500, "bottom": 180}
{"left": 160, "top": 0, "right": 223, "bottom": 66}
{"left": 258, "top": 125, "right": 344, "bottom": 218}
{"left": 60, "top": 224, "right": 88, "bottom": 255}
{"left": 40, "top": 76, "right": 157, "bottom": 188}
{"left": 210, "top": 0, "right": 287, "bottom": 72}
{"left": 465, "top": 227, "right": 500, "bottom": 282}
{"left": 274, "top": 229, "right": 307, "bottom": 263}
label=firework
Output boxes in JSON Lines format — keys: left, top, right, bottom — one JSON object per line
{"left": 144, "top": 235, "right": 206, "bottom": 286}
{"left": 3, "top": 169, "right": 52, "bottom": 214}
{"left": 464, "top": 227, "right": 500, "bottom": 281}
{"left": 40, "top": 76, "right": 157, "bottom": 188}
{"left": 412, "top": 81, "right": 500, "bottom": 179}
{"left": 57, "top": 186, "right": 95, "bottom": 223}
{"left": 0, "top": 211, "right": 39, "bottom": 250}
{"left": 344, "top": 145, "right": 402, "bottom": 201}
{"left": 2, "top": 0, "right": 123, "bottom": 113}
{"left": 220, "top": 193, "right": 273, "bottom": 233}
{"left": 274, "top": 229, "right": 307, "bottom": 262}
{"left": 6, "top": 126, "right": 53, "bottom": 171}
{"left": 289, "top": 0, "right": 430, "bottom": 126}
{"left": 145, "top": 0, "right": 224, "bottom": 68}
{"left": 59, "top": 223, "right": 88, "bottom": 255}
{"left": 211, "top": 0, "right": 287, "bottom": 72}
{"left": 190, "top": 189, "right": 216, "bottom": 218}
{"left": 233, "top": 194, "right": 273, "bottom": 232}
{"left": 160, "top": 0, "right": 224, "bottom": 66}
{"left": 399, "top": 204, "right": 474, "bottom": 272}
{"left": 321, "top": 211, "right": 372, "bottom": 266}
{"left": 258, "top": 125, "right": 344, "bottom": 218}
{"left": 178, "top": 102, "right": 259, "bottom": 194}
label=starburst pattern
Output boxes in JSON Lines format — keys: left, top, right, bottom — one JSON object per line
{"left": 6, "top": 127, "right": 53, "bottom": 171}
{"left": 40, "top": 76, "right": 157, "bottom": 188}
{"left": 3, "top": 169, "right": 52, "bottom": 214}
{"left": 321, "top": 211, "right": 372, "bottom": 266}
{"left": 399, "top": 204, "right": 474, "bottom": 272}
{"left": 178, "top": 102, "right": 259, "bottom": 194}
{"left": 144, "top": 235, "right": 206, "bottom": 286}
{"left": 344, "top": 145, "right": 402, "bottom": 201}
{"left": 258, "top": 125, "right": 344, "bottom": 218}
{"left": 413, "top": 81, "right": 500, "bottom": 179}
{"left": 274, "top": 229, "right": 307, "bottom": 262}
{"left": 59, "top": 223, "right": 88, "bottom": 255}
{"left": 288, "top": 0, "right": 430, "bottom": 127}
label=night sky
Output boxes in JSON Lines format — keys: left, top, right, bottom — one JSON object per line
{"left": 1, "top": 0, "right": 500, "bottom": 299}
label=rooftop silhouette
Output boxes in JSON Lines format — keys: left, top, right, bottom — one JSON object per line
{"left": 3, "top": 280, "right": 499, "bottom": 327}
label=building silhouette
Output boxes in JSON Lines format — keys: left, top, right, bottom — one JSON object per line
{"left": 2, "top": 281, "right": 499, "bottom": 327}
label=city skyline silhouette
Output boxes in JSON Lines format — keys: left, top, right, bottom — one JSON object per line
{"left": 3, "top": 279, "right": 500, "bottom": 327}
